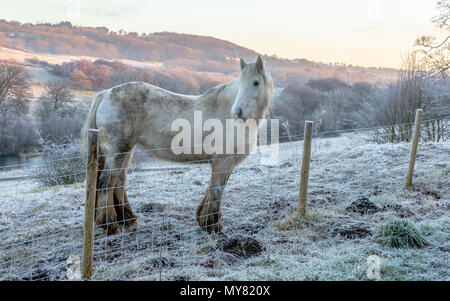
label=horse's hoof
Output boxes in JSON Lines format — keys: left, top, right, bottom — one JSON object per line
{"left": 196, "top": 201, "right": 222, "bottom": 233}
{"left": 111, "top": 227, "right": 122, "bottom": 235}
{"left": 197, "top": 216, "right": 223, "bottom": 233}
{"left": 102, "top": 223, "right": 121, "bottom": 235}
{"left": 125, "top": 219, "right": 139, "bottom": 231}
{"left": 208, "top": 222, "right": 223, "bottom": 233}
{"left": 123, "top": 213, "right": 138, "bottom": 226}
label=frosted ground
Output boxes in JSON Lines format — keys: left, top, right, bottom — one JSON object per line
{"left": 0, "top": 133, "right": 448, "bottom": 280}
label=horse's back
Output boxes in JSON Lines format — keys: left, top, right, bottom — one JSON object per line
{"left": 94, "top": 82, "right": 195, "bottom": 154}
{"left": 92, "top": 81, "right": 249, "bottom": 164}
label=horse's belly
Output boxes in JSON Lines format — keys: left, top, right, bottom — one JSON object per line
{"left": 138, "top": 133, "right": 212, "bottom": 164}
{"left": 150, "top": 149, "right": 212, "bottom": 164}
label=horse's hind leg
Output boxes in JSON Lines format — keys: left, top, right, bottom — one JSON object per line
{"left": 96, "top": 155, "right": 121, "bottom": 235}
{"left": 196, "top": 158, "right": 235, "bottom": 233}
{"left": 114, "top": 151, "right": 138, "bottom": 228}
{"left": 115, "top": 186, "right": 137, "bottom": 227}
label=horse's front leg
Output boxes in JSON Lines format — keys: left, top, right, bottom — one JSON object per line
{"left": 196, "top": 158, "right": 235, "bottom": 233}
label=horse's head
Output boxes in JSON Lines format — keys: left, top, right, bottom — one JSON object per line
{"left": 231, "top": 56, "right": 273, "bottom": 121}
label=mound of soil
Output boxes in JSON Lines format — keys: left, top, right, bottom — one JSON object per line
{"left": 346, "top": 198, "right": 379, "bottom": 215}
{"left": 331, "top": 224, "right": 372, "bottom": 239}
{"left": 217, "top": 235, "right": 264, "bottom": 259}
{"left": 381, "top": 204, "right": 414, "bottom": 218}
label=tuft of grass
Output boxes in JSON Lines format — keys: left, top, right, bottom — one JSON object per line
{"left": 375, "top": 219, "right": 429, "bottom": 248}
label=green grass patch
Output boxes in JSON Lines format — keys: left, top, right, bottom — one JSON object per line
{"left": 375, "top": 219, "right": 429, "bottom": 248}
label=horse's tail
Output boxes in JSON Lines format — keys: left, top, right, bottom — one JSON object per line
{"left": 81, "top": 91, "right": 104, "bottom": 156}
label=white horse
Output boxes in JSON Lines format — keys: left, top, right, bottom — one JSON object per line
{"left": 81, "top": 56, "right": 273, "bottom": 234}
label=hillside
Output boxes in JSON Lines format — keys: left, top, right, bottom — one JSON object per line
{"left": 0, "top": 20, "right": 398, "bottom": 87}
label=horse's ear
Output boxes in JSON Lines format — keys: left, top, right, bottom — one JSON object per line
{"left": 240, "top": 58, "right": 247, "bottom": 70}
{"left": 256, "top": 55, "right": 264, "bottom": 72}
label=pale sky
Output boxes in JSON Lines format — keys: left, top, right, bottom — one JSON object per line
{"left": 1, "top": 0, "right": 447, "bottom": 68}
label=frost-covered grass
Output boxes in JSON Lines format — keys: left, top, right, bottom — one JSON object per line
{"left": 0, "top": 133, "right": 449, "bottom": 280}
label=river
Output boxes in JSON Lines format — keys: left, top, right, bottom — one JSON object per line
{"left": 0, "top": 155, "right": 44, "bottom": 170}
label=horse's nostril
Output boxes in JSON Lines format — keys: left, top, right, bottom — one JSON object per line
{"left": 237, "top": 108, "right": 243, "bottom": 118}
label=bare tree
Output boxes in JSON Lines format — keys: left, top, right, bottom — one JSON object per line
{"left": 35, "top": 79, "right": 74, "bottom": 122}
{"left": 41, "top": 79, "right": 74, "bottom": 112}
{"left": 0, "top": 59, "right": 31, "bottom": 115}
{"left": 379, "top": 54, "right": 430, "bottom": 125}
{"left": 415, "top": 0, "right": 450, "bottom": 78}
{"left": 372, "top": 54, "right": 433, "bottom": 143}
{"left": 327, "top": 88, "right": 349, "bottom": 129}
{"left": 35, "top": 80, "right": 89, "bottom": 143}
{"left": 0, "top": 60, "right": 37, "bottom": 154}
{"left": 0, "top": 59, "right": 31, "bottom": 102}
{"left": 272, "top": 84, "right": 321, "bottom": 137}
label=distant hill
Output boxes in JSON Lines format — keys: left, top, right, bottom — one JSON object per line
{"left": 0, "top": 19, "right": 398, "bottom": 87}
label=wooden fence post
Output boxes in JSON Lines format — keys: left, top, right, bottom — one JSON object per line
{"left": 299, "top": 121, "right": 313, "bottom": 216}
{"left": 406, "top": 109, "right": 423, "bottom": 188}
{"left": 82, "top": 129, "right": 99, "bottom": 280}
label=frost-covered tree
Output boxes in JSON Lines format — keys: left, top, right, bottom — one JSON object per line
{"left": 0, "top": 59, "right": 31, "bottom": 116}
{"left": 271, "top": 84, "right": 321, "bottom": 137}
{"left": 415, "top": 0, "right": 450, "bottom": 78}
{"left": 35, "top": 79, "right": 74, "bottom": 123}
{"left": 375, "top": 53, "right": 431, "bottom": 126}
{"left": 0, "top": 59, "right": 31, "bottom": 103}
{"left": 370, "top": 54, "right": 439, "bottom": 143}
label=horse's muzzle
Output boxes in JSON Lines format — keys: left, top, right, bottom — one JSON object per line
{"left": 231, "top": 107, "right": 244, "bottom": 121}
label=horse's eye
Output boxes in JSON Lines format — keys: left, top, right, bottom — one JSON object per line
{"left": 254, "top": 80, "right": 259, "bottom": 86}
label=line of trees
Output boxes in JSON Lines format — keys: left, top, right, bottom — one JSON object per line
{"left": 0, "top": 0, "right": 448, "bottom": 155}
{"left": 272, "top": 52, "right": 449, "bottom": 142}
{"left": 1, "top": 52, "right": 448, "bottom": 156}
{"left": 34, "top": 58, "right": 232, "bottom": 95}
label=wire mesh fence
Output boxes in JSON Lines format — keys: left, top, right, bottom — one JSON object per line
{"left": 0, "top": 116, "right": 448, "bottom": 280}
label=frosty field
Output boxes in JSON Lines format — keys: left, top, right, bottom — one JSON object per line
{"left": 0, "top": 133, "right": 448, "bottom": 281}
